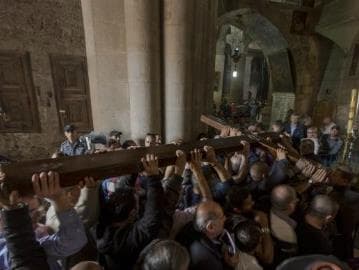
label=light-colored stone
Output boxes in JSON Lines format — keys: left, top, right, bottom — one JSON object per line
{"left": 271, "top": 92, "right": 295, "bottom": 123}
{"left": 124, "top": 0, "right": 162, "bottom": 141}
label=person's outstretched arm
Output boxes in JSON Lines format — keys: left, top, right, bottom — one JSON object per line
{"left": 1, "top": 189, "right": 49, "bottom": 270}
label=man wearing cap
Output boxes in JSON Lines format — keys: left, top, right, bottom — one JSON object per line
{"left": 108, "top": 130, "right": 122, "bottom": 150}
{"left": 60, "top": 124, "right": 87, "bottom": 156}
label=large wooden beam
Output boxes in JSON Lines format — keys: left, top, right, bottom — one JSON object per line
{"left": 1, "top": 136, "right": 252, "bottom": 195}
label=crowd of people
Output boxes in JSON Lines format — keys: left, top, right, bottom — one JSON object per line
{"left": 0, "top": 111, "right": 358, "bottom": 270}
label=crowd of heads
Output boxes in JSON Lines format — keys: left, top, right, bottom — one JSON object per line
{"left": 0, "top": 110, "right": 357, "bottom": 270}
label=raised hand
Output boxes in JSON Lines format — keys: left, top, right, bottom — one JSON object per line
{"left": 174, "top": 150, "right": 186, "bottom": 176}
{"left": 32, "top": 171, "right": 62, "bottom": 201}
{"left": 295, "top": 158, "right": 307, "bottom": 171}
{"left": 141, "top": 154, "right": 159, "bottom": 176}
{"left": 303, "top": 162, "right": 316, "bottom": 178}
{"left": 32, "top": 171, "right": 71, "bottom": 212}
{"left": 0, "top": 171, "right": 5, "bottom": 182}
{"left": 78, "top": 176, "right": 97, "bottom": 189}
{"left": 241, "top": 140, "right": 250, "bottom": 157}
{"left": 276, "top": 148, "right": 287, "bottom": 161}
{"left": 229, "top": 128, "right": 239, "bottom": 137}
{"left": 220, "top": 126, "right": 230, "bottom": 137}
{"left": 310, "top": 168, "right": 328, "bottom": 184}
{"left": 203, "top": 145, "right": 217, "bottom": 165}
{"left": 0, "top": 190, "right": 21, "bottom": 210}
{"left": 190, "top": 149, "right": 202, "bottom": 172}
{"left": 254, "top": 210, "right": 269, "bottom": 227}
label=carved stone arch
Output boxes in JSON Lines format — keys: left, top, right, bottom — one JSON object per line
{"left": 218, "top": 9, "right": 294, "bottom": 93}
{"left": 218, "top": 9, "right": 295, "bottom": 123}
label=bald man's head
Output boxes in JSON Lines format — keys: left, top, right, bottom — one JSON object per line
{"left": 71, "top": 261, "right": 102, "bottom": 270}
{"left": 271, "top": 185, "right": 297, "bottom": 214}
{"left": 195, "top": 201, "right": 225, "bottom": 239}
{"left": 308, "top": 195, "right": 335, "bottom": 220}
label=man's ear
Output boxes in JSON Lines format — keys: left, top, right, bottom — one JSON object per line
{"left": 325, "top": 215, "right": 333, "bottom": 223}
{"left": 206, "top": 221, "right": 214, "bottom": 232}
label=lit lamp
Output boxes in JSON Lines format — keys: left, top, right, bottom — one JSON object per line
{"left": 231, "top": 47, "right": 241, "bottom": 78}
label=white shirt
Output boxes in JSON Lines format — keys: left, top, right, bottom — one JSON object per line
{"left": 290, "top": 124, "right": 297, "bottom": 136}
{"left": 236, "top": 252, "right": 263, "bottom": 270}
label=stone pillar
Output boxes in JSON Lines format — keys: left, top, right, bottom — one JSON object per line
{"left": 81, "top": 0, "right": 131, "bottom": 137}
{"left": 214, "top": 41, "right": 225, "bottom": 106}
{"left": 124, "top": 0, "right": 161, "bottom": 141}
{"left": 163, "top": 0, "right": 217, "bottom": 142}
{"left": 163, "top": 0, "right": 193, "bottom": 142}
{"left": 229, "top": 60, "right": 243, "bottom": 103}
{"left": 243, "top": 55, "right": 253, "bottom": 100}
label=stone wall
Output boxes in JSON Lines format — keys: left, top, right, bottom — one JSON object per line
{"left": 315, "top": 0, "right": 359, "bottom": 129}
{"left": 334, "top": 35, "right": 359, "bottom": 129}
{"left": 0, "top": 0, "right": 86, "bottom": 160}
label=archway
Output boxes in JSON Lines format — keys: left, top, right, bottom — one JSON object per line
{"left": 214, "top": 8, "right": 295, "bottom": 124}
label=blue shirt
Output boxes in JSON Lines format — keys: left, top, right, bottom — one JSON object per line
{"left": 0, "top": 208, "right": 87, "bottom": 270}
{"left": 60, "top": 140, "right": 87, "bottom": 156}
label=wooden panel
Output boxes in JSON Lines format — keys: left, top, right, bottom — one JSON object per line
{"left": 50, "top": 55, "right": 93, "bottom": 133}
{"left": 0, "top": 51, "right": 40, "bottom": 132}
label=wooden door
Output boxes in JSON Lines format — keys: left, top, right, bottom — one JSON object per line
{"left": 50, "top": 55, "right": 93, "bottom": 133}
{"left": 0, "top": 51, "right": 40, "bottom": 132}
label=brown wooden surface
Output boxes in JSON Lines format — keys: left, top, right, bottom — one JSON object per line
{"left": 0, "top": 51, "right": 40, "bottom": 132}
{"left": 0, "top": 136, "right": 252, "bottom": 195}
{"left": 200, "top": 114, "right": 301, "bottom": 162}
{"left": 200, "top": 115, "right": 227, "bottom": 131}
{"left": 50, "top": 55, "right": 93, "bottom": 133}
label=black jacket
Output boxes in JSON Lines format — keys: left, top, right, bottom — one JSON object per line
{"left": 2, "top": 205, "right": 49, "bottom": 270}
{"left": 96, "top": 175, "right": 164, "bottom": 270}
{"left": 189, "top": 235, "right": 231, "bottom": 270}
{"left": 284, "top": 123, "right": 306, "bottom": 149}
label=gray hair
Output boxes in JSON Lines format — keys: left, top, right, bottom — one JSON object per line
{"left": 195, "top": 210, "right": 219, "bottom": 232}
{"left": 271, "top": 185, "right": 297, "bottom": 212}
{"left": 308, "top": 195, "right": 335, "bottom": 219}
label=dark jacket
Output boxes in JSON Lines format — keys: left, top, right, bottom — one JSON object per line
{"left": 160, "top": 174, "right": 183, "bottom": 237}
{"left": 96, "top": 175, "right": 164, "bottom": 270}
{"left": 284, "top": 123, "right": 306, "bottom": 149}
{"left": 189, "top": 235, "right": 231, "bottom": 270}
{"left": 296, "top": 221, "right": 333, "bottom": 256}
{"left": 2, "top": 205, "right": 49, "bottom": 270}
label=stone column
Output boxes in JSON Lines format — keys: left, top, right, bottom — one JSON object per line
{"left": 163, "top": 0, "right": 217, "bottom": 142}
{"left": 243, "top": 55, "right": 253, "bottom": 100}
{"left": 214, "top": 41, "right": 225, "bottom": 106}
{"left": 163, "top": 0, "right": 194, "bottom": 142}
{"left": 229, "top": 61, "right": 242, "bottom": 103}
{"left": 124, "top": 0, "right": 161, "bottom": 141}
{"left": 81, "top": 0, "right": 131, "bottom": 137}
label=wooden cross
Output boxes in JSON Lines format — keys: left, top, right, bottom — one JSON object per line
{"left": 0, "top": 132, "right": 256, "bottom": 195}
{"left": 0, "top": 115, "right": 350, "bottom": 195}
